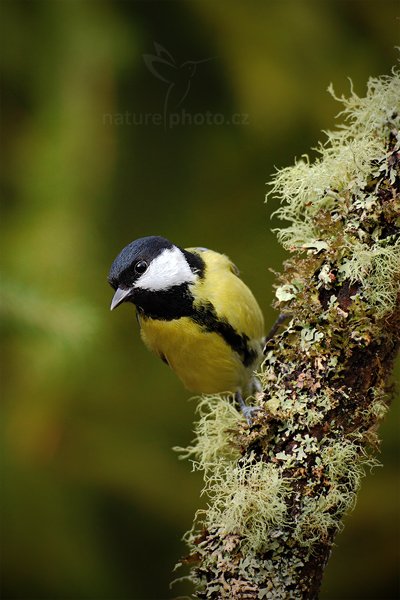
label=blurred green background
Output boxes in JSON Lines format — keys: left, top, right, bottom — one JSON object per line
{"left": 1, "top": 1, "right": 399, "bottom": 598}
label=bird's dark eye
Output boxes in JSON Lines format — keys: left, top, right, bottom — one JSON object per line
{"left": 134, "top": 260, "right": 148, "bottom": 275}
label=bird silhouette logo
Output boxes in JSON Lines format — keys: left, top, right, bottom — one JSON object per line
{"left": 143, "top": 42, "right": 213, "bottom": 128}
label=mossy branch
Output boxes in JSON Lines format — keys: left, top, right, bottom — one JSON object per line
{"left": 175, "top": 67, "right": 400, "bottom": 598}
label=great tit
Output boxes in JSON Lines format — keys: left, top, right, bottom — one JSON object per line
{"left": 108, "top": 236, "right": 264, "bottom": 422}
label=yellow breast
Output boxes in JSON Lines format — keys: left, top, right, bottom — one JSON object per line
{"left": 140, "top": 316, "right": 252, "bottom": 393}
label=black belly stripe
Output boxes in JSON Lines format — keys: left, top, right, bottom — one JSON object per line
{"left": 192, "top": 302, "right": 258, "bottom": 368}
{"left": 134, "top": 285, "right": 257, "bottom": 367}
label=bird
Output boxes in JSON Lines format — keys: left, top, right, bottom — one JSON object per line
{"left": 108, "top": 236, "right": 265, "bottom": 423}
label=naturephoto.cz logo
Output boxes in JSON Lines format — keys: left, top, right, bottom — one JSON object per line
{"left": 103, "top": 42, "right": 249, "bottom": 130}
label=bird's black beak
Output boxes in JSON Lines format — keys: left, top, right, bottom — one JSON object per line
{"left": 110, "top": 286, "right": 134, "bottom": 311}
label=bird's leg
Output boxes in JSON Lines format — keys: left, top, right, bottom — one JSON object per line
{"left": 251, "top": 376, "right": 262, "bottom": 394}
{"left": 264, "top": 313, "right": 290, "bottom": 345}
{"left": 235, "top": 390, "right": 261, "bottom": 426}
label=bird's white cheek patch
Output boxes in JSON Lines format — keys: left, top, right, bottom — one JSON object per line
{"left": 135, "top": 246, "right": 196, "bottom": 291}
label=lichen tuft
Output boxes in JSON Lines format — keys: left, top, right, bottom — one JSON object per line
{"left": 203, "top": 455, "right": 289, "bottom": 553}
{"left": 174, "top": 394, "right": 241, "bottom": 470}
{"left": 267, "top": 67, "right": 400, "bottom": 316}
{"left": 177, "top": 65, "right": 400, "bottom": 599}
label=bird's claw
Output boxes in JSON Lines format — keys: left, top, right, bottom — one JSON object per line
{"left": 235, "top": 391, "right": 261, "bottom": 425}
{"left": 241, "top": 404, "right": 261, "bottom": 426}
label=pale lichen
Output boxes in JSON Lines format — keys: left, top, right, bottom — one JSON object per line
{"left": 176, "top": 396, "right": 289, "bottom": 554}
{"left": 174, "top": 394, "right": 241, "bottom": 470}
{"left": 268, "top": 67, "right": 400, "bottom": 316}
{"left": 176, "top": 65, "right": 400, "bottom": 599}
{"left": 338, "top": 238, "right": 400, "bottom": 315}
{"left": 293, "top": 440, "right": 379, "bottom": 545}
{"left": 203, "top": 456, "right": 289, "bottom": 554}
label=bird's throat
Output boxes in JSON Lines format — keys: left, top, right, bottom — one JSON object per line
{"left": 134, "top": 283, "right": 195, "bottom": 320}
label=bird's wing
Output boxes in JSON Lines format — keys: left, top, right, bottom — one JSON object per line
{"left": 188, "top": 248, "right": 264, "bottom": 340}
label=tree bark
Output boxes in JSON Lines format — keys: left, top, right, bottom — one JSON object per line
{"left": 177, "top": 68, "right": 400, "bottom": 599}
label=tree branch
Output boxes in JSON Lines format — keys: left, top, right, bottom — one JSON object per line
{"left": 176, "top": 66, "right": 400, "bottom": 599}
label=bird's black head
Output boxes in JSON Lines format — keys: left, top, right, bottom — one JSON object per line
{"left": 108, "top": 235, "right": 204, "bottom": 313}
{"left": 108, "top": 236, "right": 173, "bottom": 289}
